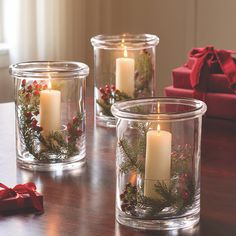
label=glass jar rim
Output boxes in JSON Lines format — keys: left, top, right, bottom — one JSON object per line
{"left": 91, "top": 33, "right": 159, "bottom": 50}
{"left": 111, "top": 97, "right": 207, "bottom": 121}
{"left": 9, "top": 61, "right": 89, "bottom": 79}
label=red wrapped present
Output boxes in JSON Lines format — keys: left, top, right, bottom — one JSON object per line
{"left": 172, "top": 46, "right": 236, "bottom": 94}
{"left": 164, "top": 86, "right": 236, "bottom": 120}
{"left": 173, "top": 67, "right": 235, "bottom": 94}
{"left": 0, "top": 182, "right": 44, "bottom": 214}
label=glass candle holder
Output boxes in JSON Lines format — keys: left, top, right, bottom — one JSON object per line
{"left": 9, "top": 61, "right": 89, "bottom": 171}
{"left": 91, "top": 33, "right": 159, "bottom": 127}
{"left": 111, "top": 97, "right": 207, "bottom": 230}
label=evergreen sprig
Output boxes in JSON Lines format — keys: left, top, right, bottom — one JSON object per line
{"left": 119, "top": 140, "right": 196, "bottom": 217}
{"left": 17, "top": 80, "right": 83, "bottom": 162}
{"left": 120, "top": 177, "right": 195, "bottom": 217}
{"left": 119, "top": 138, "right": 145, "bottom": 174}
{"left": 134, "top": 50, "right": 153, "bottom": 97}
{"left": 96, "top": 84, "right": 131, "bottom": 117}
{"left": 118, "top": 122, "right": 149, "bottom": 174}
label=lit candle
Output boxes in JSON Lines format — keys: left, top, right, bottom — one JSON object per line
{"left": 144, "top": 124, "right": 172, "bottom": 200}
{"left": 115, "top": 46, "right": 135, "bottom": 97}
{"left": 40, "top": 79, "right": 61, "bottom": 134}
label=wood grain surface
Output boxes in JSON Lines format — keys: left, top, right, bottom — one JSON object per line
{"left": 0, "top": 94, "right": 236, "bottom": 236}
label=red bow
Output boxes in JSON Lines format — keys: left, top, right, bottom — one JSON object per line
{"left": 189, "top": 46, "right": 236, "bottom": 98}
{"left": 0, "top": 182, "right": 44, "bottom": 213}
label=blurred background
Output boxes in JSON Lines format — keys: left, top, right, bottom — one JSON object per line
{"left": 0, "top": 0, "right": 236, "bottom": 102}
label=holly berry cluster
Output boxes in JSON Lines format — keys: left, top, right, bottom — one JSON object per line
{"left": 18, "top": 79, "right": 84, "bottom": 160}
{"left": 24, "top": 111, "right": 42, "bottom": 133}
{"left": 97, "top": 84, "right": 130, "bottom": 116}
{"left": 20, "top": 79, "right": 47, "bottom": 101}
{"left": 19, "top": 79, "right": 44, "bottom": 133}
{"left": 99, "top": 84, "right": 117, "bottom": 102}
{"left": 178, "top": 173, "right": 194, "bottom": 204}
{"left": 66, "top": 115, "right": 83, "bottom": 143}
{"left": 98, "top": 84, "right": 130, "bottom": 103}
{"left": 120, "top": 183, "right": 138, "bottom": 213}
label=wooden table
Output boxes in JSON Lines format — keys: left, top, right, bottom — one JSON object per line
{"left": 0, "top": 96, "right": 236, "bottom": 236}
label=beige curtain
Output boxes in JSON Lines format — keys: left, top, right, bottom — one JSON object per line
{"left": 4, "top": 0, "right": 87, "bottom": 63}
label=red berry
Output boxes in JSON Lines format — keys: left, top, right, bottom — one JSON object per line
{"left": 27, "top": 85, "right": 32, "bottom": 91}
{"left": 31, "top": 119, "right": 38, "bottom": 127}
{"left": 99, "top": 87, "right": 105, "bottom": 94}
{"left": 182, "top": 191, "right": 189, "bottom": 200}
{"left": 34, "top": 90, "right": 40, "bottom": 96}
{"left": 26, "top": 93, "right": 31, "bottom": 99}
{"left": 33, "top": 80, "right": 37, "bottom": 86}
{"left": 34, "top": 126, "right": 42, "bottom": 132}
{"left": 67, "top": 123, "right": 72, "bottom": 131}
{"left": 111, "top": 85, "right": 116, "bottom": 91}
{"left": 72, "top": 116, "right": 78, "bottom": 124}
{"left": 105, "top": 88, "right": 111, "bottom": 94}
{"left": 35, "top": 84, "right": 41, "bottom": 90}
{"left": 22, "top": 79, "right": 26, "bottom": 87}
{"left": 105, "top": 84, "right": 109, "bottom": 89}
{"left": 77, "top": 129, "right": 82, "bottom": 136}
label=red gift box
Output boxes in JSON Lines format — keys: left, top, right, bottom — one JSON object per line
{"left": 164, "top": 86, "right": 236, "bottom": 120}
{"left": 0, "top": 182, "right": 44, "bottom": 214}
{"left": 172, "top": 46, "right": 236, "bottom": 94}
{"left": 172, "top": 67, "right": 235, "bottom": 94}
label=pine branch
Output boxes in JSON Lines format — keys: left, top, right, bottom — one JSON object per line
{"left": 96, "top": 99, "right": 113, "bottom": 116}
{"left": 118, "top": 122, "right": 149, "bottom": 174}
{"left": 119, "top": 138, "right": 139, "bottom": 173}
{"left": 155, "top": 181, "right": 176, "bottom": 204}
{"left": 96, "top": 85, "right": 131, "bottom": 116}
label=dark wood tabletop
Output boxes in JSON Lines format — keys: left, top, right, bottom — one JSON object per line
{"left": 0, "top": 94, "right": 236, "bottom": 236}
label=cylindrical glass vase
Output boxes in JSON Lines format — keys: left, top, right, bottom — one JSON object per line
{"left": 10, "top": 61, "right": 89, "bottom": 171}
{"left": 91, "top": 34, "right": 159, "bottom": 127}
{"left": 111, "top": 97, "right": 207, "bottom": 230}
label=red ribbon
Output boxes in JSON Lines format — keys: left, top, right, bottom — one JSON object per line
{"left": 189, "top": 46, "right": 236, "bottom": 99}
{"left": 0, "top": 182, "right": 44, "bottom": 213}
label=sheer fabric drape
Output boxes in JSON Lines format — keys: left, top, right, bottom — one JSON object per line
{"left": 3, "top": 0, "right": 86, "bottom": 63}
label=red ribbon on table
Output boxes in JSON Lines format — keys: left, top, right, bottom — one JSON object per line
{"left": 0, "top": 182, "right": 44, "bottom": 213}
{"left": 189, "top": 46, "right": 236, "bottom": 99}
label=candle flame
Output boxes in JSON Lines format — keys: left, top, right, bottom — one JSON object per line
{"left": 121, "top": 38, "right": 125, "bottom": 47}
{"left": 157, "top": 124, "right": 161, "bottom": 133}
{"left": 157, "top": 102, "right": 160, "bottom": 113}
{"left": 124, "top": 46, "right": 128, "bottom": 57}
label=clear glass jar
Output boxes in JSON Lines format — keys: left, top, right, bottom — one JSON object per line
{"left": 111, "top": 97, "right": 207, "bottom": 230}
{"left": 91, "top": 34, "right": 159, "bottom": 127}
{"left": 9, "top": 61, "right": 89, "bottom": 171}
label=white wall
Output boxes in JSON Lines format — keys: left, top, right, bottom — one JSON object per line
{"left": 1, "top": 0, "right": 236, "bottom": 102}
{"left": 196, "top": 0, "right": 236, "bottom": 49}
{"left": 96, "top": 0, "right": 196, "bottom": 95}
{"left": 0, "top": 50, "right": 13, "bottom": 102}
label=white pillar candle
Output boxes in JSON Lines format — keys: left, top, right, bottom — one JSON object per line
{"left": 40, "top": 80, "right": 61, "bottom": 134}
{"left": 144, "top": 124, "right": 172, "bottom": 200}
{"left": 115, "top": 47, "right": 135, "bottom": 97}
